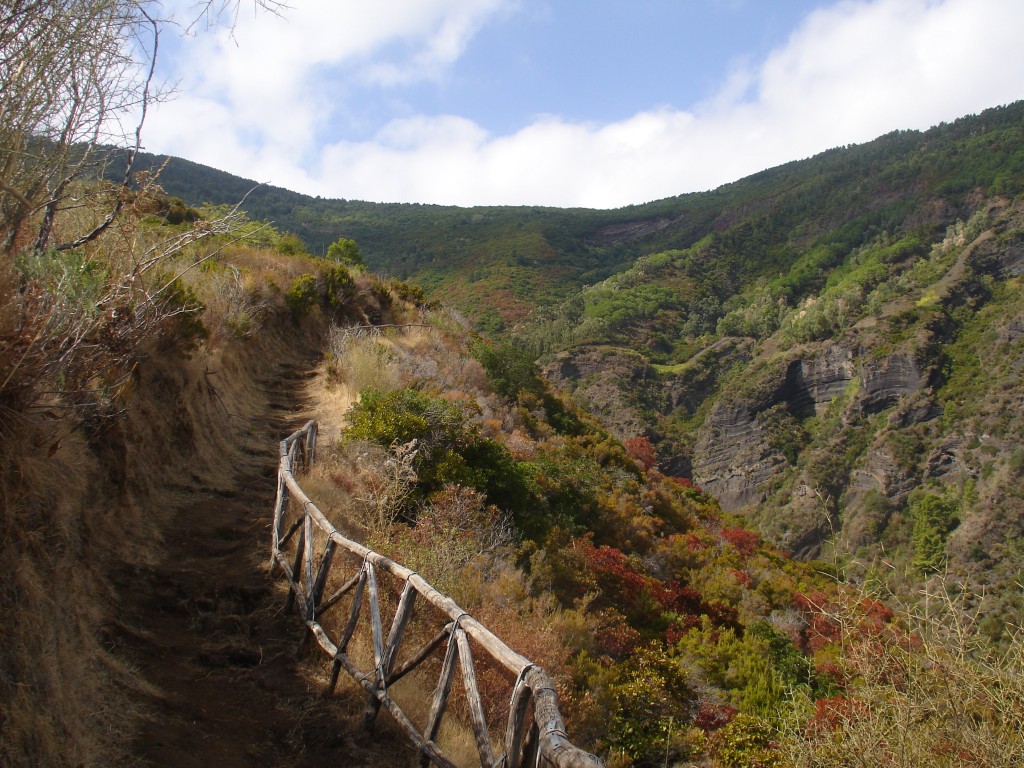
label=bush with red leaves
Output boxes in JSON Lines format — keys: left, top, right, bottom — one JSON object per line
{"left": 695, "top": 701, "right": 738, "bottom": 732}
{"left": 623, "top": 435, "right": 657, "bottom": 472}
{"left": 721, "top": 525, "right": 760, "bottom": 557}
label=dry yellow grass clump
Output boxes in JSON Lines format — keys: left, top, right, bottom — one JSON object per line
{"left": 781, "top": 582, "right": 1024, "bottom": 768}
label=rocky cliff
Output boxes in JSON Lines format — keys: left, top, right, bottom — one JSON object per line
{"left": 539, "top": 198, "right": 1024, "bottom": 621}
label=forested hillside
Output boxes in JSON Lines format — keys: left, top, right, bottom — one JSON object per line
{"left": 138, "top": 102, "right": 1024, "bottom": 338}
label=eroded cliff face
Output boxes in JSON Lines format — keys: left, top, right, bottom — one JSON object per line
{"left": 543, "top": 203, "right": 1024, "bottom": 574}
{"left": 691, "top": 344, "right": 928, "bottom": 520}
{"left": 693, "top": 402, "right": 786, "bottom": 510}
{"left": 859, "top": 353, "right": 926, "bottom": 414}
{"left": 693, "top": 343, "right": 857, "bottom": 511}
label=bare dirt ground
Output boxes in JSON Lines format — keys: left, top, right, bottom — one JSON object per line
{"left": 106, "top": 348, "right": 416, "bottom": 767}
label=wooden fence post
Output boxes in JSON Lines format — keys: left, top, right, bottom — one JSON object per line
{"left": 362, "top": 577, "right": 418, "bottom": 730}
{"left": 455, "top": 626, "right": 496, "bottom": 767}
{"left": 309, "top": 538, "right": 337, "bottom": 618}
{"left": 270, "top": 460, "right": 290, "bottom": 572}
{"left": 506, "top": 670, "right": 534, "bottom": 768}
{"left": 420, "top": 627, "right": 459, "bottom": 768}
{"left": 283, "top": 516, "right": 305, "bottom": 614}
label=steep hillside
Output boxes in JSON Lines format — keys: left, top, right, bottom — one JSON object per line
{"left": 539, "top": 180, "right": 1024, "bottom": 635}
{"left": 136, "top": 102, "right": 1024, "bottom": 336}
{"left": 0, "top": 188, "right": 421, "bottom": 766}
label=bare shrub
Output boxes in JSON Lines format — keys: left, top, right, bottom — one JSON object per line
{"left": 782, "top": 581, "right": 1024, "bottom": 767}
{"left": 382, "top": 484, "right": 515, "bottom": 600}
{"left": 304, "top": 438, "right": 420, "bottom": 539}
{"left": 193, "top": 263, "right": 269, "bottom": 343}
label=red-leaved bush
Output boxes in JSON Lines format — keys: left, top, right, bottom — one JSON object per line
{"left": 623, "top": 435, "right": 657, "bottom": 471}
{"left": 721, "top": 525, "right": 760, "bottom": 557}
{"left": 695, "top": 701, "right": 738, "bottom": 732}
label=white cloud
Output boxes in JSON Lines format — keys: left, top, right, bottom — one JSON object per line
{"left": 145, "top": 0, "right": 514, "bottom": 177}
{"left": 146, "top": 0, "right": 1024, "bottom": 208}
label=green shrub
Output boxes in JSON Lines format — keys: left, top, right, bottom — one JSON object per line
{"left": 910, "top": 492, "right": 959, "bottom": 574}
{"left": 760, "top": 404, "right": 808, "bottom": 465}
{"left": 284, "top": 263, "right": 354, "bottom": 317}
{"left": 321, "top": 262, "right": 354, "bottom": 307}
{"left": 275, "top": 232, "right": 308, "bottom": 256}
{"left": 326, "top": 236, "right": 364, "bottom": 267}
{"left": 711, "top": 714, "right": 782, "bottom": 768}
{"left": 605, "top": 645, "right": 696, "bottom": 764}
{"left": 392, "top": 279, "right": 432, "bottom": 307}
{"left": 472, "top": 339, "right": 544, "bottom": 400}
{"left": 344, "top": 388, "right": 540, "bottom": 528}
{"left": 285, "top": 273, "right": 318, "bottom": 317}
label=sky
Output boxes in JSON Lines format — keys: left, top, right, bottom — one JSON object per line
{"left": 143, "top": 0, "right": 1024, "bottom": 209}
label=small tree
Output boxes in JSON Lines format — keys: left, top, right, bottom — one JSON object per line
{"left": 326, "top": 236, "right": 364, "bottom": 267}
{"left": 911, "top": 492, "right": 959, "bottom": 574}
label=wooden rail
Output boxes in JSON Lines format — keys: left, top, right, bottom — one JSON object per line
{"left": 271, "top": 420, "right": 603, "bottom": 768}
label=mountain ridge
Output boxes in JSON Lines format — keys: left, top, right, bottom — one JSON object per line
{"left": 134, "top": 102, "right": 1024, "bottom": 334}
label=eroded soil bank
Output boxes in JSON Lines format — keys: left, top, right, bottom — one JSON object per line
{"left": 104, "top": 321, "right": 414, "bottom": 767}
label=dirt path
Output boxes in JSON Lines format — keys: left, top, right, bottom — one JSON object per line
{"left": 107, "top": 355, "right": 407, "bottom": 767}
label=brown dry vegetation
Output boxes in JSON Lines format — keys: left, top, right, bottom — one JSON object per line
{"left": 296, "top": 317, "right": 589, "bottom": 764}
{"left": 781, "top": 582, "right": 1024, "bottom": 768}
{"left": 0, "top": 179, "right": 429, "bottom": 766}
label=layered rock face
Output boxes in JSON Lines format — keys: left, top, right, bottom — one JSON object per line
{"left": 859, "top": 353, "right": 926, "bottom": 414}
{"left": 692, "top": 341, "right": 933, "bottom": 512}
{"left": 783, "top": 344, "right": 856, "bottom": 417}
{"left": 693, "top": 404, "right": 786, "bottom": 510}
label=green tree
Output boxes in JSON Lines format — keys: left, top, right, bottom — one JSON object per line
{"left": 326, "top": 236, "right": 364, "bottom": 267}
{"left": 471, "top": 340, "right": 543, "bottom": 400}
{"left": 911, "top": 493, "right": 959, "bottom": 574}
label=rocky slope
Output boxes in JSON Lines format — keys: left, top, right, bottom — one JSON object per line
{"left": 543, "top": 197, "right": 1024, "bottom": 629}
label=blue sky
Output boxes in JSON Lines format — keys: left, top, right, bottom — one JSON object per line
{"left": 146, "top": 0, "right": 1024, "bottom": 208}
{"left": 411, "top": 2, "right": 823, "bottom": 131}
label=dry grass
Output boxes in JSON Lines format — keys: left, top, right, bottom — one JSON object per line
{"left": 782, "top": 581, "right": 1024, "bottom": 768}
{"left": 0, "top": 207, "right": 333, "bottom": 766}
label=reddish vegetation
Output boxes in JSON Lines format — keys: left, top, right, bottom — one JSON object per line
{"left": 805, "top": 696, "right": 866, "bottom": 737}
{"left": 796, "top": 591, "right": 900, "bottom": 653}
{"left": 694, "top": 701, "right": 738, "bottom": 732}
{"left": 721, "top": 526, "right": 760, "bottom": 557}
{"left": 667, "top": 476, "right": 704, "bottom": 494}
{"left": 731, "top": 568, "right": 754, "bottom": 588}
{"left": 624, "top": 436, "right": 657, "bottom": 471}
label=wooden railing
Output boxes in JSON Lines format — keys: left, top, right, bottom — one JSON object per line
{"left": 271, "top": 420, "right": 603, "bottom": 768}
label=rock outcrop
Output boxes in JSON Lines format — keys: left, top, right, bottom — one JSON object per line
{"left": 543, "top": 346, "right": 654, "bottom": 440}
{"left": 692, "top": 342, "right": 929, "bottom": 516}
{"left": 782, "top": 343, "right": 856, "bottom": 417}
{"left": 693, "top": 403, "right": 787, "bottom": 510}
{"left": 859, "top": 352, "right": 926, "bottom": 414}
